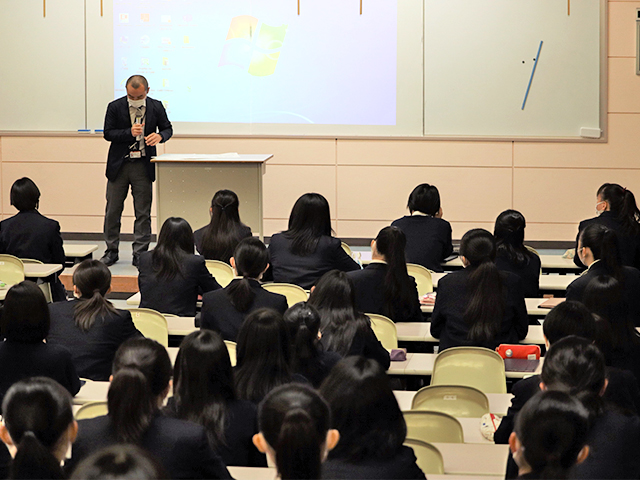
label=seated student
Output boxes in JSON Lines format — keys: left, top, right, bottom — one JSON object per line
{"left": 266, "top": 193, "right": 360, "bottom": 289}
{"left": 47, "top": 260, "right": 142, "bottom": 381}
{"left": 390, "top": 183, "right": 453, "bottom": 272}
{"left": 71, "top": 445, "right": 168, "bottom": 480}
{"left": 509, "top": 390, "right": 590, "bottom": 480}
{"left": 0, "top": 177, "right": 67, "bottom": 301}
{"left": 574, "top": 183, "right": 640, "bottom": 270}
{"left": 284, "top": 302, "right": 342, "bottom": 388}
{"left": 494, "top": 210, "right": 541, "bottom": 298}
{"left": 348, "top": 226, "right": 422, "bottom": 323}
{"left": 200, "top": 237, "right": 288, "bottom": 341}
{"left": 194, "top": 189, "right": 252, "bottom": 264}
{"left": 138, "top": 217, "right": 220, "bottom": 316}
{"left": 308, "top": 270, "right": 390, "bottom": 371}
{"left": 165, "top": 330, "right": 266, "bottom": 467}
{"left": 66, "top": 338, "right": 232, "bottom": 479}
{"left": 567, "top": 223, "right": 640, "bottom": 325}
{"left": 253, "top": 384, "right": 340, "bottom": 480}
{"left": 0, "top": 281, "right": 80, "bottom": 408}
{"left": 0, "top": 377, "right": 78, "bottom": 480}
{"left": 430, "top": 229, "right": 528, "bottom": 351}
{"left": 319, "top": 356, "right": 426, "bottom": 480}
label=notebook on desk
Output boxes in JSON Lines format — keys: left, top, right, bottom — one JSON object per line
{"left": 504, "top": 358, "right": 540, "bottom": 373}
{"left": 538, "top": 297, "right": 565, "bottom": 309}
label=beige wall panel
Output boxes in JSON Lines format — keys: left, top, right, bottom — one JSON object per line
{"left": 1, "top": 136, "right": 108, "bottom": 163}
{"left": 263, "top": 165, "right": 336, "bottom": 220}
{"left": 264, "top": 219, "right": 289, "bottom": 237}
{"left": 514, "top": 114, "right": 640, "bottom": 167}
{"left": 450, "top": 222, "right": 498, "bottom": 241}
{"left": 609, "top": 1, "right": 640, "bottom": 58}
{"left": 336, "top": 220, "right": 495, "bottom": 241}
{"left": 337, "top": 139, "right": 512, "bottom": 167}
{"left": 609, "top": 57, "right": 640, "bottom": 112}
{"left": 165, "top": 138, "right": 336, "bottom": 165}
{"left": 336, "top": 166, "right": 512, "bottom": 223}
{"left": 525, "top": 223, "right": 579, "bottom": 242}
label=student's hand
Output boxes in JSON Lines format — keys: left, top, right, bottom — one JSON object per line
{"left": 145, "top": 133, "right": 162, "bottom": 146}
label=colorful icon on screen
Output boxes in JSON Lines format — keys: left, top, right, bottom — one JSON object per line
{"left": 119, "top": 13, "right": 129, "bottom": 23}
{"left": 141, "top": 13, "right": 150, "bottom": 22}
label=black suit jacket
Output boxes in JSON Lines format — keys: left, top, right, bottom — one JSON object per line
{"left": 390, "top": 215, "right": 453, "bottom": 272}
{"left": 103, "top": 96, "right": 173, "bottom": 182}
{"left": 0, "top": 210, "right": 65, "bottom": 267}
{"left": 194, "top": 224, "right": 252, "bottom": 263}
{"left": 495, "top": 252, "right": 541, "bottom": 298}
{"left": 67, "top": 414, "right": 232, "bottom": 479}
{"left": 138, "top": 251, "right": 221, "bottom": 317}
{"left": 430, "top": 269, "right": 528, "bottom": 351}
{"left": 267, "top": 233, "right": 360, "bottom": 289}
{"left": 348, "top": 263, "right": 422, "bottom": 322}
{"left": 200, "top": 278, "right": 288, "bottom": 341}
{"left": 322, "top": 446, "right": 425, "bottom": 479}
{"left": 47, "top": 299, "right": 142, "bottom": 381}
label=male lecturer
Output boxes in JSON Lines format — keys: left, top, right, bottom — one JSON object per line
{"left": 101, "top": 75, "right": 173, "bottom": 267}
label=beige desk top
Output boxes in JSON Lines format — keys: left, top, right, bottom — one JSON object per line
{"left": 395, "top": 322, "right": 545, "bottom": 346}
{"left": 432, "top": 443, "right": 509, "bottom": 476}
{"left": 63, "top": 244, "right": 98, "bottom": 258}
{"left": 443, "top": 254, "right": 577, "bottom": 271}
{"left": 393, "top": 390, "right": 513, "bottom": 416}
{"left": 432, "top": 272, "right": 578, "bottom": 291}
{"left": 24, "top": 263, "right": 63, "bottom": 277}
{"left": 422, "top": 297, "right": 555, "bottom": 316}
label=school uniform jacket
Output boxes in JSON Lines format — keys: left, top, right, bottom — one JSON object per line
{"left": 322, "top": 446, "right": 426, "bottom": 479}
{"left": 390, "top": 215, "right": 453, "bottom": 272}
{"left": 495, "top": 252, "right": 541, "bottom": 298}
{"left": 193, "top": 224, "right": 252, "bottom": 263}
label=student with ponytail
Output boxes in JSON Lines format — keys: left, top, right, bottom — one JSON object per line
{"left": 253, "top": 384, "right": 339, "bottom": 480}
{"left": 348, "top": 226, "right": 422, "bottom": 322}
{"left": 67, "top": 338, "right": 232, "bottom": 479}
{"left": 200, "top": 237, "right": 288, "bottom": 341}
{"left": 430, "top": 228, "right": 528, "bottom": 351}
{"left": 0, "top": 377, "right": 77, "bottom": 480}
{"left": 194, "top": 189, "right": 252, "bottom": 263}
{"left": 48, "top": 260, "right": 142, "bottom": 381}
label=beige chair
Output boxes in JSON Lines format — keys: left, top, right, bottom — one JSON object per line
{"left": 205, "top": 260, "right": 235, "bottom": 287}
{"left": 411, "top": 384, "right": 490, "bottom": 417}
{"left": 403, "top": 438, "right": 445, "bottom": 475}
{"left": 19, "top": 258, "right": 53, "bottom": 302}
{"left": 262, "top": 283, "right": 308, "bottom": 307}
{"left": 367, "top": 313, "right": 398, "bottom": 350}
{"left": 406, "top": 263, "right": 434, "bottom": 296}
{"left": 128, "top": 308, "right": 169, "bottom": 347}
{"left": 431, "top": 347, "right": 507, "bottom": 394}
{"left": 224, "top": 340, "right": 237, "bottom": 367}
{"left": 403, "top": 410, "right": 464, "bottom": 443}
{"left": 75, "top": 400, "right": 108, "bottom": 420}
{"left": 0, "top": 254, "right": 25, "bottom": 288}
{"left": 341, "top": 242, "right": 353, "bottom": 256}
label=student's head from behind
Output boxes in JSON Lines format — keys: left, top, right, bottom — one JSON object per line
{"left": 407, "top": 183, "right": 441, "bottom": 216}
{"left": 0, "top": 377, "right": 77, "bottom": 480}
{"left": 372, "top": 226, "right": 407, "bottom": 262}
{"left": 509, "top": 390, "right": 590, "bottom": 479}
{"left": 231, "top": 237, "right": 269, "bottom": 279}
{"left": 319, "top": 356, "right": 406, "bottom": 462}
{"left": 494, "top": 209, "right": 526, "bottom": 247}
{"left": 209, "top": 189, "right": 241, "bottom": 225}
{"left": 71, "top": 260, "right": 118, "bottom": 332}
{"left": 583, "top": 275, "right": 627, "bottom": 323}
{"left": 70, "top": 444, "right": 168, "bottom": 480}
{"left": 285, "top": 193, "right": 332, "bottom": 255}
{"left": 10, "top": 177, "right": 40, "bottom": 212}
{"left": 308, "top": 270, "right": 357, "bottom": 313}
{"left": 577, "top": 223, "right": 620, "bottom": 269}
{"left": 1, "top": 281, "right": 50, "bottom": 343}
{"left": 156, "top": 217, "right": 194, "bottom": 255}
{"left": 459, "top": 228, "right": 496, "bottom": 267}
{"left": 542, "top": 300, "right": 596, "bottom": 346}
{"left": 284, "top": 301, "right": 322, "bottom": 346}
{"left": 253, "top": 384, "right": 338, "bottom": 480}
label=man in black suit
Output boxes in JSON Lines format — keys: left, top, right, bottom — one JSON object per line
{"left": 101, "top": 75, "right": 173, "bottom": 267}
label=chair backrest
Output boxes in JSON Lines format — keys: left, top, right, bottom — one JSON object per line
{"left": 224, "top": 340, "right": 237, "bottom": 367}
{"left": 431, "top": 347, "right": 507, "bottom": 394}
{"left": 406, "top": 263, "right": 433, "bottom": 296}
{"left": 75, "top": 401, "right": 109, "bottom": 420}
{"left": 341, "top": 242, "right": 353, "bottom": 256}
{"left": 205, "top": 260, "right": 235, "bottom": 287}
{"left": 0, "top": 254, "right": 25, "bottom": 287}
{"left": 403, "top": 439, "right": 445, "bottom": 475}
{"left": 411, "top": 385, "right": 490, "bottom": 417}
{"left": 367, "top": 313, "right": 398, "bottom": 350}
{"left": 19, "top": 258, "right": 43, "bottom": 264}
{"left": 403, "top": 410, "right": 464, "bottom": 443}
{"left": 262, "top": 283, "right": 308, "bottom": 307}
{"left": 128, "top": 308, "right": 169, "bottom": 347}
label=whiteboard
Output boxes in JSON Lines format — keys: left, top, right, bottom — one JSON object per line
{"left": 424, "top": 0, "right": 604, "bottom": 138}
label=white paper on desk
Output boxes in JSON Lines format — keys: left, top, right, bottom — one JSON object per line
{"left": 156, "top": 153, "right": 240, "bottom": 160}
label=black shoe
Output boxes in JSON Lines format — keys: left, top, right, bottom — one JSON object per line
{"left": 100, "top": 252, "right": 119, "bottom": 267}
{"left": 132, "top": 254, "right": 140, "bottom": 268}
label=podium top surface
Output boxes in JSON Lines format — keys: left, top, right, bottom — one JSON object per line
{"left": 152, "top": 154, "right": 273, "bottom": 163}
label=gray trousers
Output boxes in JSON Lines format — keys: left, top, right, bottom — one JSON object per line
{"left": 104, "top": 160, "right": 152, "bottom": 256}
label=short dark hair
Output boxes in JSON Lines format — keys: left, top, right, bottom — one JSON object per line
{"left": 1, "top": 281, "right": 50, "bottom": 342}
{"left": 126, "top": 75, "right": 148, "bottom": 90}
{"left": 70, "top": 445, "right": 168, "bottom": 480}
{"left": 10, "top": 177, "right": 40, "bottom": 211}
{"left": 542, "top": 301, "right": 596, "bottom": 345}
{"left": 407, "top": 184, "right": 440, "bottom": 216}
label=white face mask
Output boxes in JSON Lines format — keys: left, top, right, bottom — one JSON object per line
{"left": 595, "top": 201, "right": 605, "bottom": 217}
{"left": 128, "top": 98, "right": 145, "bottom": 108}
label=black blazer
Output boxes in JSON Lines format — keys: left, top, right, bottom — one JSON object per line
{"left": 348, "top": 262, "right": 422, "bottom": 322}
{"left": 0, "top": 210, "right": 65, "bottom": 267}
{"left": 430, "top": 269, "right": 528, "bottom": 351}
{"left": 138, "top": 251, "right": 221, "bottom": 317}
{"left": 565, "top": 261, "right": 640, "bottom": 326}
{"left": 495, "top": 252, "right": 541, "bottom": 298}
{"left": 322, "top": 445, "right": 425, "bottom": 479}
{"left": 200, "top": 278, "right": 288, "bottom": 341}
{"left": 574, "top": 211, "right": 640, "bottom": 270}
{"left": 193, "top": 224, "right": 253, "bottom": 263}
{"left": 267, "top": 233, "right": 360, "bottom": 289}
{"left": 293, "top": 349, "right": 342, "bottom": 389}
{"left": 67, "top": 414, "right": 232, "bottom": 479}
{"left": 47, "top": 299, "right": 142, "bottom": 381}
{"left": 103, "top": 96, "right": 173, "bottom": 182}
{"left": 343, "top": 323, "right": 391, "bottom": 371}
{"left": 390, "top": 215, "right": 453, "bottom": 272}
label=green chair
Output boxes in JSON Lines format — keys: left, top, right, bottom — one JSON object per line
{"left": 262, "top": 283, "right": 309, "bottom": 307}
{"left": 406, "top": 263, "right": 434, "bottom": 297}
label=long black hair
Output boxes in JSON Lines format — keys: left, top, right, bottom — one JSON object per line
{"left": 200, "top": 190, "right": 250, "bottom": 263}
{"left": 494, "top": 210, "right": 535, "bottom": 268}
{"left": 226, "top": 237, "right": 269, "bottom": 313}
{"left": 70, "top": 444, "right": 168, "bottom": 480}
{"left": 597, "top": 183, "right": 640, "bottom": 236}
{"left": 2, "top": 377, "right": 74, "bottom": 480}
{"left": 2, "top": 281, "right": 50, "bottom": 343}
{"left": 258, "top": 384, "right": 331, "bottom": 480}
{"left": 284, "top": 302, "right": 323, "bottom": 387}
{"left": 459, "top": 229, "right": 505, "bottom": 344}
{"left": 579, "top": 223, "right": 623, "bottom": 282}
{"left": 308, "top": 270, "right": 369, "bottom": 356}
{"left": 283, "top": 193, "right": 333, "bottom": 256}
{"left": 108, "top": 338, "right": 172, "bottom": 443}
{"left": 151, "top": 217, "right": 195, "bottom": 281}
{"left": 72, "top": 260, "right": 118, "bottom": 332}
